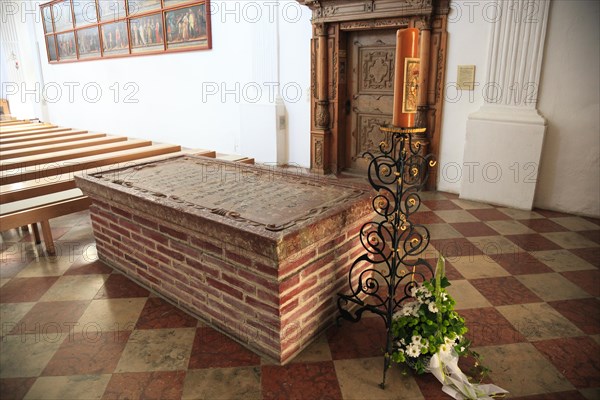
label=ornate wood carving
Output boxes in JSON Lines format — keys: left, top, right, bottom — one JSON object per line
{"left": 361, "top": 49, "right": 395, "bottom": 92}
{"left": 301, "top": 0, "right": 449, "bottom": 187}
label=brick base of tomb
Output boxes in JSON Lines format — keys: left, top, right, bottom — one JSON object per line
{"left": 76, "top": 156, "right": 373, "bottom": 364}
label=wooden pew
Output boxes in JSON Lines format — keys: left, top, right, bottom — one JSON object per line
{"left": 0, "top": 132, "right": 102, "bottom": 152}
{"left": 0, "top": 127, "right": 71, "bottom": 139}
{"left": 1, "top": 189, "right": 91, "bottom": 255}
{"left": 0, "top": 130, "right": 89, "bottom": 145}
{"left": 0, "top": 123, "right": 55, "bottom": 134}
{"left": 0, "top": 135, "right": 126, "bottom": 160}
{"left": 0, "top": 120, "right": 32, "bottom": 127}
{"left": 0, "top": 139, "right": 152, "bottom": 171}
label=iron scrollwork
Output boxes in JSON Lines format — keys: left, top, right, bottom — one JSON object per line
{"left": 337, "top": 125, "right": 437, "bottom": 388}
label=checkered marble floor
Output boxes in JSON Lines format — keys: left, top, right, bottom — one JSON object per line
{"left": 1, "top": 191, "right": 598, "bottom": 399}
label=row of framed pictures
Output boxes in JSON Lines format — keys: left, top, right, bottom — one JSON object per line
{"left": 41, "top": 0, "right": 211, "bottom": 63}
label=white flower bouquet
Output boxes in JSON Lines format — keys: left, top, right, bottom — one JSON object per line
{"left": 390, "top": 257, "right": 469, "bottom": 374}
{"left": 390, "top": 256, "right": 508, "bottom": 399}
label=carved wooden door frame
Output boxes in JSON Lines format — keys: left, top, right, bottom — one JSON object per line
{"left": 298, "top": 0, "right": 449, "bottom": 189}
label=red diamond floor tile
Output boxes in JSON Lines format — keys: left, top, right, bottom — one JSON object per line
{"left": 467, "top": 208, "right": 512, "bottom": 221}
{"left": 94, "top": 273, "right": 150, "bottom": 299}
{"left": 8, "top": 300, "right": 90, "bottom": 335}
{"left": 327, "top": 317, "right": 386, "bottom": 360}
{"left": 409, "top": 211, "right": 445, "bottom": 225}
{"left": 518, "top": 219, "right": 570, "bottom": 233}
{"left": 64, "top": 259, "right": 114, "bottom": 275}
{"left": 569, "top": 248, "right": 600, "bottom": 268}
{"left": 533, "top": 336, "right": 600, "bottom": 389}
{"left": 577, "top": 229, "right": 600, "bottom": 244}
{"left": 470, "top": 276, "right": 543, "bottom": 306}
{"left": 423, "top": 258, "right": 464, "bottom": 280}
{"left": 0, "top": 378, "right": 37, "bottom": 400}
{"left": 0, "top": 277, "right": 59, "bottom": 303}
{"left": 548, "top": 298, "right": 600, "bottom": 334}
{"left": 560, "top": 269, "right": 600, "bottom": 297}
{"left": 505, "top": 234, "right": 563, "bottom": 252}
{"left": 42, "top": 331, "right": 131, "bottom": 376}
{"left": 460, "top": 307, "right": 527, "bottom": 346}
{"left": 261, "top": 361, "right": 343, "bottom": 400}
{"left": 489, "top": 252, "right": 553, "bottom": 275}
{"left": 134, "top": 297, "right": 197, "bottom": 330}
{"left": 101, "top": 371, "right": 186, "bottom": 400}
{"left": 187, "top": 327, "right": 261, "bottom": 369}
{"left": 451, "top": 222, "right": 500, "bottom": 237}
{"left": 430, "top": 238, "right": 484, "bottom": 259}
{"left": 413, "top": 372, "right": 456, "bottom": 400}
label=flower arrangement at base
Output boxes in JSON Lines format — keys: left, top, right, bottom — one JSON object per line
{"left": 390, "top": 256, "right": 508, "bottom": 399}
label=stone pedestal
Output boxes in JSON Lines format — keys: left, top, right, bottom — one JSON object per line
{"left": 75, "top": 155, "right": 373, "bottom": 364}
{"left": 463, "top": 106, "right": 546, "bottom": 209}
{"left": 461, "top": 0, "right": 550, "bottom": 210}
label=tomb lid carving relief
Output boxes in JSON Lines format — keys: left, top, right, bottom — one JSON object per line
{"left": 298, "top": 0, "right": 433, "bottom": 23}
{"left": 84, "top": 156, "right": 368, "bottom": 233}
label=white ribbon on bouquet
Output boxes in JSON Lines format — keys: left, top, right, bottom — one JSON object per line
{"left": 427, "top": 349, "right": 509, "bottom": 400}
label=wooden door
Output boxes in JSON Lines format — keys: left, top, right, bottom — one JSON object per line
{"left": 346, "top": 29, "right": 397, "bottom": 173}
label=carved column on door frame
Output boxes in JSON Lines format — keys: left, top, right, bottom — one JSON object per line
{"left": 311, "top": 23, "right": 331, "bottom": 173}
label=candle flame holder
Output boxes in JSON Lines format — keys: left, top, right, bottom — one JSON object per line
{"left": 337, "top": 124, "right": 436, "bottom": 389}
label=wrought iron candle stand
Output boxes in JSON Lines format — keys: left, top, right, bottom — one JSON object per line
{"left": 337, "top": 125, "right": 437, "bottom": 389}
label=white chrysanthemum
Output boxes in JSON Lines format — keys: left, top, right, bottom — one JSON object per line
{"left": 409, "top": 286, "right": 418, "bottom": 297}
{"left": 408, "top": 307, "right": 419, "bottom": 317}
{"left": 406, "top": 343, "right": 421, "bottom": 358}
{"left": 441, "top": 292, "right": 449, "bottom": 301}
{"left": 400, "top": 306, "right": 413, "bottom": 316}
{"left": 439, "top": 343, "right": 450, "bottom": 354}
{"left": 411, "top": 335, "right": 422, "bottom": 344}
{"left": 428, "top": 302, "right": 439, "bottom": 313}
{"left": 444, "top": 337, "right": 456, "bottom": 346}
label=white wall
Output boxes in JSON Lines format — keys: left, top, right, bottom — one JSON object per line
{"left": 438, "top": 0, "right": 600, "bottom": 217}
{"left": 535, "top": 0, "right": 600, "bottom": 216}
{"left": 3, "top": 0, "right": 312, "bottom": 166}
{"left": 437, "top": 0, "right": 492, "bottom": 194}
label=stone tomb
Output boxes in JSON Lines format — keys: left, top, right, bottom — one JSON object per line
{"left": 75, "top": 155, "right": 373, "bottom": 363}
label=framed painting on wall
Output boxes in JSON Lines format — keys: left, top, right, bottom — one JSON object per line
{"left": 41, "top": 0, "right": 211, "bottom": 63}
{"left": 77, "top": 27, "right": 101, "bottom": 58}
{"left": 73, "top": 0, "right": 97, "bottom": 27}
{"left": 52, "top": 1, "right": 73, "bottom": 32}
{"left": 165, "top": 3, "right": 208, "bottom": 50}
{"left": 128, "top": 0, "right": 161, "bottom": 16}
{"left": 57, "top": 31, "right": 76, "bottom": 60}
{"left": 130, "top": 13, "right": 164, "bottom": 54}
{"left": 98, "top": 0, "right": 126, "bottom": 22}
{"left": 101, "top": 21, "right": 129, "bottom": 56}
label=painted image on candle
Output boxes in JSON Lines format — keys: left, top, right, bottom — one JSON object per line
{"left": 403, "top": 57, "right": 420, "bottom": 114}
